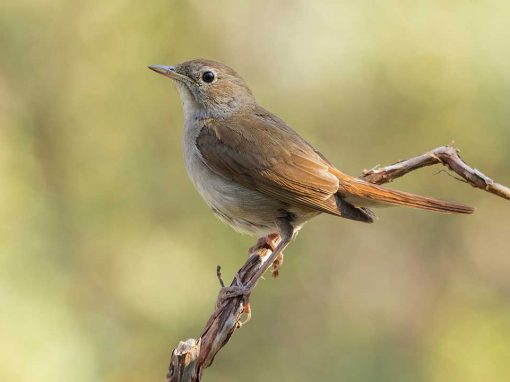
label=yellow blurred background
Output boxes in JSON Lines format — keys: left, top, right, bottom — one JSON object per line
{"left": 1, "top": 1, "right": 509, "bottom": 381}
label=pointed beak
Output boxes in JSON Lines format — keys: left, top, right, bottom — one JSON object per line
{"left": 148, "top": 64, "right": 192, "bottom": 83}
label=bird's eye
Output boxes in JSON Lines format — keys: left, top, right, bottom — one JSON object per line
{"left": 201, "top": 71, "right": 215, "bottom": 83}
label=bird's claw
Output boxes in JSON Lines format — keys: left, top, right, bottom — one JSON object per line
{"left": 249, "top": 233, "right": 279, "bottom": 255}
{"left": 270, "top": 253, "right": 284, "bottom": 278}
{"left": 249, "top": 233, "right": 284, "bottom": 278}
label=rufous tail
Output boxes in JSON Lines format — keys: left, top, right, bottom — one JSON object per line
{"left": 331, "top": 169, "right": 474, "bottom": 214}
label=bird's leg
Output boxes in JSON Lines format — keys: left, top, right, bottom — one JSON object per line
{"left": 248, "top": 233, "right": 284, "bottom": 278}
{"left": 219, "top": 221, "right": 295, "bottom": 326}
{"left": 245, "top": 220, "right": 295, "bottom": 290}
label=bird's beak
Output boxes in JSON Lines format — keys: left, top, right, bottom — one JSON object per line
{"left": 148, "top": 64, "right": 192, "bottom": 83}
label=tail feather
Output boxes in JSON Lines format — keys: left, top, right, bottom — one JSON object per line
{"left": 332, "top": 170, "right": 474, "bottom": 214}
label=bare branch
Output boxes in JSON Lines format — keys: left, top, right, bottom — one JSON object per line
{"left": 165, "top": 144, "right": 509, "bottom": 381}
{"left": 361, "top": 145, "right": 510, "bottom": 200}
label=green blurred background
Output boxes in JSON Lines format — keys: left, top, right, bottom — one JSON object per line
{"left": 1, "top": 1, "right": 509, "bottom": 381}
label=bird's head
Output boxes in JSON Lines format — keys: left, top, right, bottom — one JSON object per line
{"left": 149, "top": 59, "right": 255, "bottom": 118}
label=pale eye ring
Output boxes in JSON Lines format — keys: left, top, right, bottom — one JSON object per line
{"left": 201, "top": 71, "right": 215, "bottom": 83}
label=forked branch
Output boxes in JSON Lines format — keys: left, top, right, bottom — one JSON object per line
{"left": 361, "top": 145, "right": 510, "bottom": 199}
{"left": 166, "top": 144, "right": 509, "bottom": 382}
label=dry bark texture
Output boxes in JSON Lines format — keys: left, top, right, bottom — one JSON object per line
{"left": 361, "top": 145, "right": 510, "bottom": 199}
{"left": 166, "top": 144, "right": 509, "bottom": 382}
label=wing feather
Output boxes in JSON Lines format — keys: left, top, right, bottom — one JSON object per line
{"left": 195, "top": 107, "right": 343, "bottom": 216}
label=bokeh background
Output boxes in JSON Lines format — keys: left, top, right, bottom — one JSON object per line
{"left": 1, "top": 1, "right": 510, "bottom": 381}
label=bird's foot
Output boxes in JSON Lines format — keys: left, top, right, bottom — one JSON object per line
{"left": 249, "top": 233, "right": 283, "bottom": 278}
{"left": 249, "top": 233, "right": 279, "bottom": 255}
{"left": 270, "top": 253, "right": 284, "bottom": 278}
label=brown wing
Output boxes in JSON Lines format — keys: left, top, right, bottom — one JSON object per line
{"left": 195, "top": 107, "right": 345, "bottom": 216}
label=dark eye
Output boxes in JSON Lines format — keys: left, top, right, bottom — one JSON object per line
{"left": 201, "top": 71, "right": 215, "bottom": 83}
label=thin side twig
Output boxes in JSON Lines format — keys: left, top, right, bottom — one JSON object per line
{"left": 166, "top": 144, "right": 509, "bottom": 382}
{"left": 361, "top": 145, "right": 510, "bottom": 200}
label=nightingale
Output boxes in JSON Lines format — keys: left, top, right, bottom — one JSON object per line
{"left": 148, "top": 59, "right": 473, "bottom": 286}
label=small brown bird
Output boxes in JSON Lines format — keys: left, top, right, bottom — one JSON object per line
{"left": 149, "top": 59, "right": 473, "bottom": 287}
